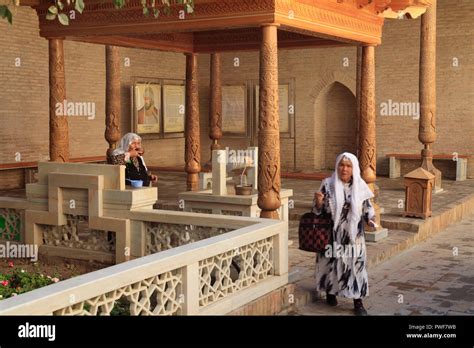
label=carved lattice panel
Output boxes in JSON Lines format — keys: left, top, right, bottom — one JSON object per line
{"left": 145, "top": 222, "right": 232, "bottom": 255}
{"left": 54, "top": 270, "right": 182, "bottom": 316}
{"left": 221, "top": 210, "right": 243, "bottom": 216}
{"left": 0, "top": 208, "right": 21, "bottom": 242}
{"left": 41, "top": 214, "right": 115, "bottom": 252}
{"left": 190, "top": 208, "right": 212, "bottom": 214}
{"left": 199, "top": 237, "right": 274, "bottom": 307}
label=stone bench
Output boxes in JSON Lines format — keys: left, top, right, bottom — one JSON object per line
{"left": 386, "top": 153, "right": 468, "bottom": 181}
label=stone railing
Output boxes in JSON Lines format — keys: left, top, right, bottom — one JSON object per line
{"left": 0, "top": 211, "right": 288, "bottom": 315}
{"left": 3, "top": 161, "right": 159, "bottom": 264}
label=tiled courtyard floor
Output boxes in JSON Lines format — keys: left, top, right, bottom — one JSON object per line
{"left": 294, "top": 214, "right": 474, "bottom": 315}
{"left": 1, "top": 171, "right": 473, "bottom": 315}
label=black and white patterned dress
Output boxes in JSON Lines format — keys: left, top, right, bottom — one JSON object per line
{"left": 314, "top": 178, "right": 375, "bottom": 299}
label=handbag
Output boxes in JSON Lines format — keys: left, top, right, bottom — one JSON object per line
{"left": 298, "top": 211, "right": 333, "bottom": 253}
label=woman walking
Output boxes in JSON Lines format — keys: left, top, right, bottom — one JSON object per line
{"left": 313, "top": 152, "right": 377, "bottom": 315}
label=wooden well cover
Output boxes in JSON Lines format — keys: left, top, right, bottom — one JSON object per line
{"left": 403, "top": 167, "right": 435, "bottom": 219}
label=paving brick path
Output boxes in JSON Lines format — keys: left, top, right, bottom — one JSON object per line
{"left": 294, "top": 214, "right": 474, "bottom": 315}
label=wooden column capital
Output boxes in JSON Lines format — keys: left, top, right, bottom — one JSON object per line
{"left": 260, "top": 23, "right": 281, "bottom": 28}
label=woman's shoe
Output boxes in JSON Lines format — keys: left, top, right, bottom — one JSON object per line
{"left": 353, "top": 298, "right": 368, "bottom": 316}
{"left": 326, "top": 293, "right": 338, "bottom": 306}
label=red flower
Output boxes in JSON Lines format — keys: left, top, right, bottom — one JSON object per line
{"left": 8, "top": 262, "right": 14, "bottom": 268}
{"left": 1, "top": 280, "right": 9, "bottom": 287}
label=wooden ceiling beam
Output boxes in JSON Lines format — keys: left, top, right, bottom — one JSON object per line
{"left": 72, "top": 33, "right": 194, "bottom": 53}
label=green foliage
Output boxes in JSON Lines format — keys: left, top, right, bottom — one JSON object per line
{"left": 58, "top": 13, "right": 69, "bottom": 25}
{"left": 110, "top": 297, "right": 131, "bottom": 316}
{"left": 0, "top": 214, "right": 22, "bottom": 242}
{"left": 75, "top": 0, "right": 85, "bottom": 13}
{"left": 2, "top": 0, "right": 195, "bottom": 25}
{"left": 0, "top": 5, "right": 13, "bottom": 24}
{"left": 0, "top": 262, "right": 60, "bottom": 300}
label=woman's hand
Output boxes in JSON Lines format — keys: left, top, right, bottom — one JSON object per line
{"left": 150, "top": 174, "right": 158, "bottom": 183}
{"left": 127, "top": 148, "right": 140, "bottom": 158}
{"left": 367, "top": 219, "right": 378, "bottom": 228}
{"left": 314, "top": 191, "right": 325, "bottom": 209}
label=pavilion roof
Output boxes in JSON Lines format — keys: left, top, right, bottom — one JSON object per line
{"left": 23, "top": 0, "right": 433, "bottom": 52}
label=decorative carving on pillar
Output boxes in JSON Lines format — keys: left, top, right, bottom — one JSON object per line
{"left": 185, "top": 53, "right": 201, "bottom": 191}
{"left": 209, "top": 53, "right": 223, "bottom": 153}
{"left": 356, "top": 46, "right": 362, "bottom": 158}
{"left": 49, "top": 39, "right": 69, "bottom": 162}
{"left": 257, "top": 24, "right": 281, "bottom": 220}
{"left": 358, "top": 45, "right": 384, "bottom": 232}
{"left": 359, "top": 45, "right": 376, "bottom": 188}
{"left": 418, "top": 0, "right": 441, "bottom": 191}
{"left": 105, "top": 45, "right": 121, "bottom": 163}
{"left": 203, "top": 52, "right": 223, "bottom": 172}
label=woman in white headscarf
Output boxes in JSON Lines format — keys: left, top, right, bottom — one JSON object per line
{"left": 313, "top": 152, "right": 377, "bottom": 315}
{"left": 109, "top": 132, "right": 158, "bottom": 186}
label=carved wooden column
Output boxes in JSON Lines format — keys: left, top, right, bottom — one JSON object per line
{"left": 356, "top": 46, "right": 362, "bottom": 158}
{"left": 419, "top": 0, "right": 442, "bottom": 191}
{"left": 209, "top": 53, "right": 223, "bottom": 154}
{"left": 49, "top": 38, "right": 69, "bottom": 162}
{"left": 105, "top": 45, "right": 121, "bottom": 163}
{"left": 358, "top": 45, "right": 387, "bottom": 241}
{"left": 359, "top": 45, "right": 377, "bottom": 193}
{"left": 203, "top": 52, "right": 223, "bottom": 171}
{"left": 185, "top": 53, "right": 201, "bottom": 191}
{"left": 257, "top": 24, "right": 281, "bottom": 219}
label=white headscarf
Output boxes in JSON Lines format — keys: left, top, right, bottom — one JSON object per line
{"left": 112, "top": 132, "right": 147, "bottom": 170}
{"left": 324, "top": 152, "right": 374, "bottom": 241}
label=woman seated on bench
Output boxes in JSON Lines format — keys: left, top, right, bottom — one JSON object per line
{"left": 109, "top": 132, "right": 158, "bottom": 187}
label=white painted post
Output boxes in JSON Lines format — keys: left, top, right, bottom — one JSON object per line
{"left": 181, "top": 262, "right": 200, "bottom": 314}
{"left": 389, "top": 156, "right": 401, "bottom": 179}
{"left": 273, "top": 224, "right": 288, "bottom": 276}
{"left": 247, "top": 146, "right": 258, "bottom": 190}
{"left": 212, "top": 150, "right": 227, "bottom": 196}
{"left": 456, "top": 158, "right": 467, "bottom": 181}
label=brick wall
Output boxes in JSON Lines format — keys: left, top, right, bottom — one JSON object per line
{"left": 0, "top": 7, "right": 186, "bottom": 190}
{"left": 0, "top": 0, "right": 472, "bottom": 191}
{"left": 376, "top": 0, "right": 474, "bottom": 177}
{"left": 0, "top": 170, "right": 24, "bottom": 190}
{"left": 199, "top": 0, "right": 473, "bottom": 176}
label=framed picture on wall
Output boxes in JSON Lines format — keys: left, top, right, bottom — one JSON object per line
{"left": 132, "top": 81, "right": 161, "bottom": 135}
{"left": 222, "top": 84, "right": 247, "bottom": 136}
{"left": 163, "top": 84, "right": 185, "bottom": 133}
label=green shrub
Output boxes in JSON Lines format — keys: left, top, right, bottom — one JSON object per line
{"left": 0, "top": 262, "right": 60, "bottom": 300}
